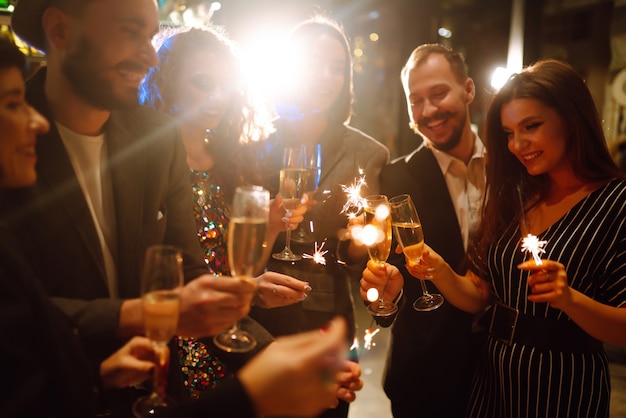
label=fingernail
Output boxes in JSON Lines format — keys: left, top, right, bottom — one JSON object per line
{"left": 281, "top": 216, "right": 290, "bottom": 223}
{"left": 304, "top": 285, "right": 312, "bottom": 292}
{"left": 426, "top": 267, "right": 435, "bottom": 272}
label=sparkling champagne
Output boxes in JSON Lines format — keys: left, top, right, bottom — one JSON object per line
{"left": 229, "top": 217, "right": 268, "bottom": 281}
{"left": 279, "top": 168, "right": 310, "bottom": 202}
{"left": 142, "top": 291, "right": 180, "bottom": 344}
{"left": 364, "top": 207, "right": 392, "bottom": 265}
{"left": 393, "top": 222, "right": 424, "bottom": 262}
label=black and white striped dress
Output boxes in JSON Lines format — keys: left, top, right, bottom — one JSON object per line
{"left": 467, "top": 179, "right": 626, "bottom": 418}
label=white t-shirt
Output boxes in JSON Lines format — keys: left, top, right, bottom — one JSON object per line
{"left": 56, "top": 122, "right": 119, "bottom": 297}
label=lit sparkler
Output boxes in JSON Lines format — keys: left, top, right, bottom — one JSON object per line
{"left": 363, "top": 326, "right": 381, "bottom": 350}
{"left": 521, "top": 233, "right": 547, "bottom": 265}
{"left": 302, "top": 241, "right": 328, "bottom": 265}
{"left": 340, "top": 169, "right": 367, "bottom": 218}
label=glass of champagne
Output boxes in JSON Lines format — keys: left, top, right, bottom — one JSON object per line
{"left": 132, "top": 245, "right": 183, "bottom": 418}
{"left": 389, "top": 194, "right": 444, "bottom": 311}
{"left": 213, "top": 185, "right": 269, "bottom": 352}
{"left": 272, "top": 147, "right": 310, "bottom": 261}
{"left": 363, "top": 194, "right": 398, "bottom": 317}
{"left": 292, "top": 143, "right": 322, "bottom": 244}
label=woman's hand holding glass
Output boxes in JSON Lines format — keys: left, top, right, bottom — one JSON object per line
{"left": 272, "top": 146, "right": 315, "bottom": 261}
{"left": 213, "top": 185, "right": 269, "bottom": 353}
{"left": 132, "top": 245, "right": 183, "bottom": 417}
{"left": 389, "top": 194, "right": 444, "bottom": 311}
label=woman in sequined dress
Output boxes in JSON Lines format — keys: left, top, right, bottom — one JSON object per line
{"left": 140, "top": 27, "right": 313, "bottom": 399}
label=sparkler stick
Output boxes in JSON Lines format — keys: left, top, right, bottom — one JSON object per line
{"left": 517, "top": 184, "right": 547, "bottom": 265}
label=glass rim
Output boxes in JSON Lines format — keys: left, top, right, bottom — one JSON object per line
{"left": 389, "top": 194, "right": 412, "bottom": 206}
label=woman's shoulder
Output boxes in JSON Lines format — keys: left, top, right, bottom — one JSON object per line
{"left": 343, "top": 125, "right": 389, "bottom": 155}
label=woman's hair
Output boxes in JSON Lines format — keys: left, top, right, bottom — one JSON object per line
{"left": 278, "top": 15, "right": 354, "bottom": 126}
{"left": 140, "top": 25, "right": 271, "bottom": 145}
{"left": 0, "top": 37, "right": 26, "bottom": 73}
{"left": 139, "top": 26, "right": 273, "bottom": 192}
{"left": 475, "top": 58, "right": 623, "bottom": 254}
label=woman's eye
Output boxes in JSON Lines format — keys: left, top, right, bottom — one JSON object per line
{"left": 190, "top": 76, "right": 213, "bottom": 92}
{"left": 525, "top": 121, "right": 542, "bottom": 131}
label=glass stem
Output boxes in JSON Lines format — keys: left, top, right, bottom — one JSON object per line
{"left": 378, "top": 262, "right": 390, "bottom": 307}
{"left": 153, "top": 343, "right": 169, "bottom": 399}
{"left": 284, "top": 227, "right": 293, "bottom": 253}
{"left": 419, "top": 279, "right": 433, "bottom": 299}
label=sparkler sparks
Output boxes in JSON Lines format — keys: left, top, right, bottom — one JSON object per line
{"left": 363, "top": 326, "right": 380, "bottom": 350}
{"left": 340, "top": 170, "right": 367, "bottom": 218}
{"left": 521, "top": 233, "right": 547, "bottom": 265}
{"left": 302, "top": 241, "right": 328, "bottom": 265}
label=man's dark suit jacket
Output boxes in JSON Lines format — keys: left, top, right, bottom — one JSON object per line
{"left": 0, "top": 224, "right": 97, "bottom": 418}
{"left": 3, "top": 68, "right": 273, "bottom": 411}
{"left": 379, "top": 143, "right": 476, "bottom": 418}
{"left": 4, "top": 68, "right": 208, "bottom": 363}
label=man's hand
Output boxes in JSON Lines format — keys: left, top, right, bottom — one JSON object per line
{"left": 177, "top": 274, "right": 256, "bottom": 337}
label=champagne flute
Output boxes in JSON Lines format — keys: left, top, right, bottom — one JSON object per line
{"left": 292, "top": 143, "right": 322, "bottom": 244}
{"left": 132, "top": 245, "right": 183, "bottom": 418}
{"left": 363, "top": 194, "right": 398, "bottom": 317}
{"left": 389, "top": 194, "right": 444, "bottom": 311}
{"left": 213, "top": 185, "right": 269, "bottom": 352}
{"left": 272, "top": 147, "right": 310, "bottom": 261}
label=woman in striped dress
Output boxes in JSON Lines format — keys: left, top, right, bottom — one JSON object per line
{"left": 371, "top": 59, "right": 626, "bottom": 417}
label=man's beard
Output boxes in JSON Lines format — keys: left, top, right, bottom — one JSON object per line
{"left": 62, "top": 36, "right": 141, "bottom": 111}
{"left": 417, "top": 110, "right": 466, "bottom": 152}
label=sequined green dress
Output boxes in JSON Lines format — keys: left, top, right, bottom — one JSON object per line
{"left": 175, "top": 169, "right": 233, "bottom": 398}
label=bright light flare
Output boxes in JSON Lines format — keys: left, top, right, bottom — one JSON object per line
{"left": 366, "top": 287, "right": 379, "bottom": 302}
{"left": 521, "top": 233, "right": 547, "bottom": 266}
{"left": 340, "top": 171, "right": 367, "bottom": 218}
{"left": 490, "top": 66, "right": 514, "bottom": 90}
{"left": 359, "top": 224, "right": 380, "bottom": 247}
{"left": 302, "top": 241, "right": 328, "bottom": 265}
{"left": 363, "top": 326, "right": 380, "bottom": 350}
{"left": 238, "top": 25, "right": 291, "bottom": 104}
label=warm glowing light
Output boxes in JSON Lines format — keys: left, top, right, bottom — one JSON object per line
{"left": 359, "top": 224, "right": 379, "bottom": 247}
{"left": 521, "top": 234, "right": 547, "bottom": 265}
{"left": 369, "top": 33, "right": 379, "bottom": 42}
{"left": 363, "top": 326, "right": 380, "bottom": 350}
{"left": 354, "top": 48, "right": 364, "bottom": 57}
{"left": 366, "top": 287, "right": 379, "bottom": 302}
{"left": 302, "top": 241, "right": 328, "bottom": 265}
{"left": 490, "top": 66, "right": 514, "bottom": 90}
{"left": 340, "top": 171, "right": 367, "bottom": 218}
{"left": 374, "top": 204, "right": 390, "bottom": 221}
{"left": 438, "top": 27, "right": 452, "bottom": 38}
{"left": 350, "top": 337, "right": 360, "bottom": 352}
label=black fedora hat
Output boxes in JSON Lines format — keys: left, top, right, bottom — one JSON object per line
{"left": 11, "top": 0, "right": 51, "bottom": 53}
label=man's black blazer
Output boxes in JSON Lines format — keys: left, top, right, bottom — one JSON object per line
{"left": 379, "top": 143, "right": 475, "bottom": 418}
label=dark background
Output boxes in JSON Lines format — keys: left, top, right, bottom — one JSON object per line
{"left": 203, "top": 0, "right": 618, "bottom": 158}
